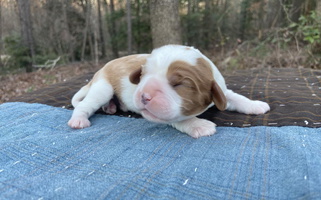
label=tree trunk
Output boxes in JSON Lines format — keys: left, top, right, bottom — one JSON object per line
{"left": 102, "top": 0, "right": 111, "bottom": 58}
{"left": 186, "top": 0, "right": 195, "bottom": 46}
{"left": 203, "top": 0, "right": 212, "bottom": 49}
{"left": 291, "top": 0, "right": 304, "bottom": 23}
{"left": 303, "top": 0, "right": 317, "bottom": 15}
{"left": 317, "top": 0, "right": 321, "bottom": 17}
{"left": 0, "top": 0, "right": 2, "bottom": 53}
{"left": 126, "top": 0, "right": 132, "bottom": 54}
{"left": 135, "top": 0, "right": 141, "bottom": 52}
{"left": 62, "top": 0, "right": 74, "bottom": 62}
{"left": 81, "top": 0, "right": 90, "bottom": 61}
{"left": 150, "top": 0, "right": 182, "bottom": 48}
{"left": 97, "top": 0, "right": 106, "bottom": 58}
{"left": 94, "top": 31, "right": 99, "bottom": 64}
{"left": 108, "top": 0, "right": 119, "bottom": 58}
{"left": 88, "top": 24, "right": 95, "bottom": 61}
{"left": 0, "top": 1, "right": 2, "bottom": 69}
{"left": 239, "top": 0, "right": 251, "bottom": 41}
{"left": 16, "top": 0, "right": 35, "bottom": 72}
{"left": 256, "top": 0, "right": 265, "bottom": 40}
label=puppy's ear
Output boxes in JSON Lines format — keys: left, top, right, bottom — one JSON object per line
{"left": 129, "top": 67, "right": 142, "bottom": 84}
{"left": 211, "top": 80, "right": 227, "bottom": 111}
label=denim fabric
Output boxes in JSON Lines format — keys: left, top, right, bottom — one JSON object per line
{"left": 0, "top": 102, "right": 320, "bottom": 200}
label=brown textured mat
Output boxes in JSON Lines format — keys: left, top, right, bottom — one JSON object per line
{"left": 9, "top": 68, "right": 321, "bottom": 128}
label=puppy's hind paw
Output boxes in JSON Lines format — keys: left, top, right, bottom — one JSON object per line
{"left": 68, "top": 117, "right": 91, "bottom": 129}
{"left": 102, "top": 99, "right": 117, "bottom": 114}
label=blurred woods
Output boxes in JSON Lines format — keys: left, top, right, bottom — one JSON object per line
{"left": 0, "top": 0, "right": 321, "bottom": 74}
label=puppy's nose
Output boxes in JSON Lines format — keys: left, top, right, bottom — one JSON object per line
{"left": 141, "top": 93, "right": 152, "bottom": 105}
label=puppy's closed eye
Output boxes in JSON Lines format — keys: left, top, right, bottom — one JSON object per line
{"left": 180, "top": 79, "right": 195, "bottom": 89}
{"left": 169, "top": 74, "right": 181, "bottom": 88}
{"left": 169, "top": 74, "right": 195, "bottom": 89}
{"left": 171, "top": 82, "right": 182, "bottom": 88}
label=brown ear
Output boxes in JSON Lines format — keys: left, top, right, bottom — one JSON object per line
{"left": 211, "top": 80, "right": 227, "bottom": 111}
{"left": 129, "top": 67, "right": 142, "bottom": 84}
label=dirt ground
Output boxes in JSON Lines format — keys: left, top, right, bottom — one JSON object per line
{"left": 0, "top": 62, "right": 103, "bottom": 104}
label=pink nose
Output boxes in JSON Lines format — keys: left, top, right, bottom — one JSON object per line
{"left": 141, "top": 93, "right": 152, "bottom": 105}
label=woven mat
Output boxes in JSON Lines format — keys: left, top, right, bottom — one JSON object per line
{"left": 9, "top": 68, "right": 321, "bottom": 128}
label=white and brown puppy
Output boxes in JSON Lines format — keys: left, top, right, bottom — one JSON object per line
{"left": 68, "top": 45, "right": 270, "bottom": 138}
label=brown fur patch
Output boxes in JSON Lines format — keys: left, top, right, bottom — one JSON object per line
{"left": 92, "top": 55, "right": 147, "bottom": 97}
{"left": 129, "top": 67, "right": 142, "bottom": 84}
{"left": 167, "top": 58, "right": 222, "bottom": 116}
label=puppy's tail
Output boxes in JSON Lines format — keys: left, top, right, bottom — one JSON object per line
{"left": 71, "top": 85, "right": 90, "bottom": 107}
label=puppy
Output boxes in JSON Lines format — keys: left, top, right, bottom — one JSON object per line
{"left": 68, "top": 45, "right": 270, "bottom": 138}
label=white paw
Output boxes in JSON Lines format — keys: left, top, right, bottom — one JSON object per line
{"left": 68, "top": 117, "right": 91, "bottom": 129}
{"left": 246, "top": 101, "right": 270, "bottom": 115}
{"left": 187, "top": 119, "right": 217, "bottom": 139}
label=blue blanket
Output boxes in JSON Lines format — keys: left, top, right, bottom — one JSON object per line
{"left": 0, "top": 102, "right": 320, "bottom": 199}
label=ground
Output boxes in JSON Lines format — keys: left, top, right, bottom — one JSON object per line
{"left": 0, "top": 45, "right": 318, "bottom": 104}
{"left": 0, "top": 62, "right": 102, "bottom": 104}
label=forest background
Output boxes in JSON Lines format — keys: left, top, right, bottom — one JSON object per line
{"left": 0, "top": 0, "right": 321, "bottom": 103}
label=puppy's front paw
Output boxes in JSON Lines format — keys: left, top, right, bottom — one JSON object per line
{"left": 68, "top": 117, "right": 91, "bottom": 129}
{"left": 247, "top": 101, "right": 270, "bottom": 115}
{"left": 172, "top": 118, "right": 217, "bottom": 138}
{"left": 188, "top": 119, "right": 217, "bottom": 138}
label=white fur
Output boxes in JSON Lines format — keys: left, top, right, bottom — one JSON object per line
{"left": 225, "top": 90, "right": 270, "bottom": 114}
{"left": 119, "top": 76, "right": 140, "bottom": 113}
{"left": 68, "top": 45, "right": 270, "bottom": 137}
{"left": 68, "top": 79, "right": 113, "bottom": 129}
{"left": 133, "top": 75, "right": 184, "bottom": 123}
{"left": 171, "top": 117, "right": 217, "bottom": 138}
{"left": 145, "top": 46, "right": 200, "bottom": 75}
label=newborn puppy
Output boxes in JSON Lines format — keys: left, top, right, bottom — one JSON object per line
{"left": 68, "top": 45, "right": 270, "bottom": 138}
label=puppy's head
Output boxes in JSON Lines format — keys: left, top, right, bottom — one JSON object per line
{"left": 129, "top": 45, "right": 226, "bottom": 123}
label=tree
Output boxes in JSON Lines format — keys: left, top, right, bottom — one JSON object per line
{"left": 80, "top": 0, "right": 91, "bottom": 61}
{"left": 16, "top": 0, "right": 35, "bottom": 72}
{"left": 203, "top": 0, "right": 212, "bottom": 49}
{"left": 61, "top": 0, "right": 74, "bottom": 62}
{"left": 126, "top": 0, "right": 132, "bottom": 54}
{"left": 239, "top": 0, "right": 252, "bottom": 41}
{"left": 0, "top": 0, "right": 2, "bottom": 68}
{"left": 1, "top": 0, "right": 319, "bottom": 71}
{"left": 132, "top": 0, "right": 152, "bottom": 53}
{"left": 150, "top": 0, "right": 182, "bottom": 48}
{"left": 0, "top": 0, "right": 2, "bottom": 51}
{"left": 291, "top": 0, "right": 304, "bottom": 23}
{"left": 108, "top": 0, "right": 119, "bottom": 58}
{"left": 97, "top": 0, "right": 106, "bottom": 58}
